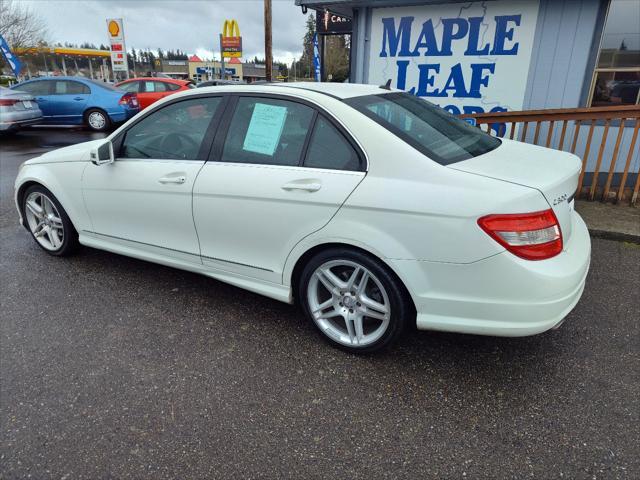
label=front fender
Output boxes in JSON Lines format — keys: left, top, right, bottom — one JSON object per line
{"left": 15, "top": 162, "right": 91, "bottom": 232}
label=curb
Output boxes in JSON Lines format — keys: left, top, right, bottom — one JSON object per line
{"left": 588, "top": 229, "right": 640, "bottom": 244}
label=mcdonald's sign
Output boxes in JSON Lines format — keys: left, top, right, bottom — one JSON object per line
{"left": 221, "top": 19, "right": 242, "bottom": 58}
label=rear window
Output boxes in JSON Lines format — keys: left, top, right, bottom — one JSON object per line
{"left": 344, "top": 92, "right": 500, "bottom": 165}
{"left": 86, "top": 79, "right": 120, "bottom": 91}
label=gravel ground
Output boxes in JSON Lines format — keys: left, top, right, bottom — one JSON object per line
{"left": 1, "top": 128, "right": 639, "bottom": 479}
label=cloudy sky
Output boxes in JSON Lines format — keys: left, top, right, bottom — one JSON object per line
{"left": 23, "top": 0, "right": 312, "bottom": 63}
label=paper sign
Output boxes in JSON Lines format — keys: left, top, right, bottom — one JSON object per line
{"left": 243, "top": 103, "right": 287, "bottom": 156}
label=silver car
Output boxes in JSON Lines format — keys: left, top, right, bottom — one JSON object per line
{"left": 0, "top": 86, "right": 43, "bottom": 132}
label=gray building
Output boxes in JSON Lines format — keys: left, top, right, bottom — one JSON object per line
{"left": 297, "top": 0, "right": 639, "bottom": 180}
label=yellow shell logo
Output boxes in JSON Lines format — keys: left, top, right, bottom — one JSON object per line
{"left": 108, "top": 20, "right": 120, "bottom": 37}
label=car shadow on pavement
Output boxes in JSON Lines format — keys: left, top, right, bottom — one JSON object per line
{"left": 49, "top": 243, "right": 574, "bottom": 394}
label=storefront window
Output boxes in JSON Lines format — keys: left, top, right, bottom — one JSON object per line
{"left": 589, "top": 0, "right": 640, "bottom": 107}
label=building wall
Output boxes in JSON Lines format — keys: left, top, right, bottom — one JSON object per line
{"left": 522, "top": 0, "right": 638, "bottom": 178}
{"left": 350, "top": 0, "right": 637, "bottom": 177}
{"left": 188, "top": 61, "right": 243, "bottom": 81}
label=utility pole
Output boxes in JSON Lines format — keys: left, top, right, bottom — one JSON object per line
{"left": 264, "top": 0, "right": 272, "bottom": 81}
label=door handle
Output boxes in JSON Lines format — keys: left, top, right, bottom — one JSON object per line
{"left": 158, "top": 175, "right": 186, "bottom": 184}
{"left": 73, "top": 97, "right": 84, "bottom": 101}
{"left": 281, "top": 181, "right": 322, "bottom": 192}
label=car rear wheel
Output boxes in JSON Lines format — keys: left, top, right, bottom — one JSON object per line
{"left": 22, "top": 185, "right": 79, "bottom": 256}
{"left": 84, "top": 108, "right": 110, "bottom": 132}
{"left": 299, "top": 248, "right": 411, "bottom": 353}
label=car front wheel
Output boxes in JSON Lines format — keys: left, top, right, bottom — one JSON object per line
{"left": 299, "top": 248, "right": 411, "bottom": 353}
{"left": 22, "top": 185, "right": 79, "bottom": 256}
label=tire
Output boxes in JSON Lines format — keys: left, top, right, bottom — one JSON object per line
{"left": 21, "top": 184, "right": 79, "bottom": 256}
{"left": 84, "top": 108, "right": 111, "bottom": 132}
{"left": 298, "top": 247, "right": 412, "bottom": 353}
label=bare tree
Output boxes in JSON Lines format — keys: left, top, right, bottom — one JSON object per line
{"left": 0, "top": 0, "right": 48, "bottom": 49}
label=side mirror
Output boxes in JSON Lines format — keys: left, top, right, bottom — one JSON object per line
{"left": 91, "top": 141, "right": 114, "bottom": 165}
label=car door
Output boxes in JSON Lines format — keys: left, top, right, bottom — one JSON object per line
{"left": 118, "top": 80, "right": 142, "bottom": 96}
{"left": 49, "top": 80, "right": 89, "bottom": 123}
{"left": 82, "top": 94, "right": 227, "bottom": 262}
{"left": 192, "top": 94, "right": 366, "bottom": 283}
{"left": 15, "top": 80, "right": 54, "bottom": 118}
{"left": 136, "top": 80, "right": 164, "bottom": 109}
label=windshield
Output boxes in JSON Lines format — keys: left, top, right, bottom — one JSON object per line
{"left": 344, "top": 92, "right": 500, "bottom": 165}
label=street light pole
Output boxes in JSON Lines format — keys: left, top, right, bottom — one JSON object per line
{"left": 264, "top": 0, "right": 272, "bottom": 82}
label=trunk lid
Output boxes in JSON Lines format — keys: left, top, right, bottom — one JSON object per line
{"left": 448, "top": 139, "right": 581, "bottom": 242}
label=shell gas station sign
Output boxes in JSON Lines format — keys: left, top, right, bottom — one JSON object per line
{"left": 221, "top": 19, "right": 242, "bottom": 58}
{"left": 106, "top": 18, "right": 129, "bottom": 72}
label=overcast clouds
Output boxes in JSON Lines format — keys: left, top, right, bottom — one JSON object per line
{"left": 23, "top": 0, "right": 312, "bottom": 63}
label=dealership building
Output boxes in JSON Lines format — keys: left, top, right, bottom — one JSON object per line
{"left": 298, "top": 0, "right": 639, "bottom": 192}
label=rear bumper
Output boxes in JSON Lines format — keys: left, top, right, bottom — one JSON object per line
{"left": 0, "top": 114, "right": 43, "bottom": 130}
{"left": 391, "top": 212, "right": 591, "bottom": 337}
{"left": 107, "top": 106, "right": 140, "bottom": 123}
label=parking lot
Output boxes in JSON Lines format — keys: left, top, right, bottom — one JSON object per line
{"left": 1, "top": 128, "right": 639, "bottom": 479}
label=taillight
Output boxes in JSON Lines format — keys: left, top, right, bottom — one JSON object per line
{"left": 0, "top": 99, "right": 18, "bottom": 106}
{"left": 119, "top": 93, "right": 138, "bottom": 108}
{"left": 477, "top": 209, "right": 563, "bottom": 260}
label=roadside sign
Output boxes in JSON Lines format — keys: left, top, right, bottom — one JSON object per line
{"left": 316, "top": 9, "right": 352, "bottom": 35}
{"left": 106, "top": 18, "right": 129, "bottom": 73}
{"left": 221, "top": 19, "right": 242, "bottom": 58}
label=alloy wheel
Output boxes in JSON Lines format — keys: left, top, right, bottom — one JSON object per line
{"left": 307, "top": 259, "right": 391, "bottom": 348}
{"left": 24, "top": 192, "right": 64, "bottom": 251}
{"left": 88, "top": 111, "right": 106, "bottom": 130}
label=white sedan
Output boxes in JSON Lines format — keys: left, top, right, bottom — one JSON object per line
{"left": 14, "top": 83, "right": 591, "bottom": 353}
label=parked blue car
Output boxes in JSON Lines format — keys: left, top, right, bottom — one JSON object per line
{"left": 10, "top": 76, "right": 140, "bottom": 131}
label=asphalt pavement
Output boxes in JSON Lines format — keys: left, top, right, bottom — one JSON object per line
{"left": 1, "top": 128, "right": 639, "bottom": 479}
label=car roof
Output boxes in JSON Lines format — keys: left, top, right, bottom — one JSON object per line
{"left": 189, "top": 82, "right": 391, "bottom": 100}
{"left": 279, "top": 82, "right": 390, "bottom": 99}
{"left": 19, "top": 76, "right": 92, "bottom": 82}
{"left": 122, "top": 77, "right": 187, "bottom": 83}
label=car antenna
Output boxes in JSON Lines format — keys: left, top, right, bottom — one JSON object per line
{"left": 379, "top": 79, "right": 392, "bottom": 90}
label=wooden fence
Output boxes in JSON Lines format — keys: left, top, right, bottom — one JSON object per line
{"left": 460, "top": 105, "right": 640, "bottom": 206}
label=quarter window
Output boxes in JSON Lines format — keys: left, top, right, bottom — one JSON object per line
{"left": 304, "top": 117, "right": 361, "bottom": 171}
{"left": 220, "top": 97, "right": 314, "bottom": 166}
{"left": 120, "top": 97, "right": 223, "bottom": 160}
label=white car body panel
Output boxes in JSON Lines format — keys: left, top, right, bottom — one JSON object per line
{"left": 14, "top": 83, "right": 591, "bottom": 337}
{"left": 193, "top": 162, "right": 365, "bottom": 283}
{"left": 82, "top": 159, "right": 204, "bottom": 259}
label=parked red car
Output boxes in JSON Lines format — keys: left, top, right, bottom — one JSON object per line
{"left": 115, "top": 77, "right": 194, "bottom": 109}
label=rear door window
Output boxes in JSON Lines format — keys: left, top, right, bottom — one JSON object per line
{"left": 54, "top": 81, "right": 90, "bottom": 95}
{"left": 220, "top": 97, "right": 314, "bottom": 167}
{"left": 143, "top": 81, "right": 157, "bottom": 93}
